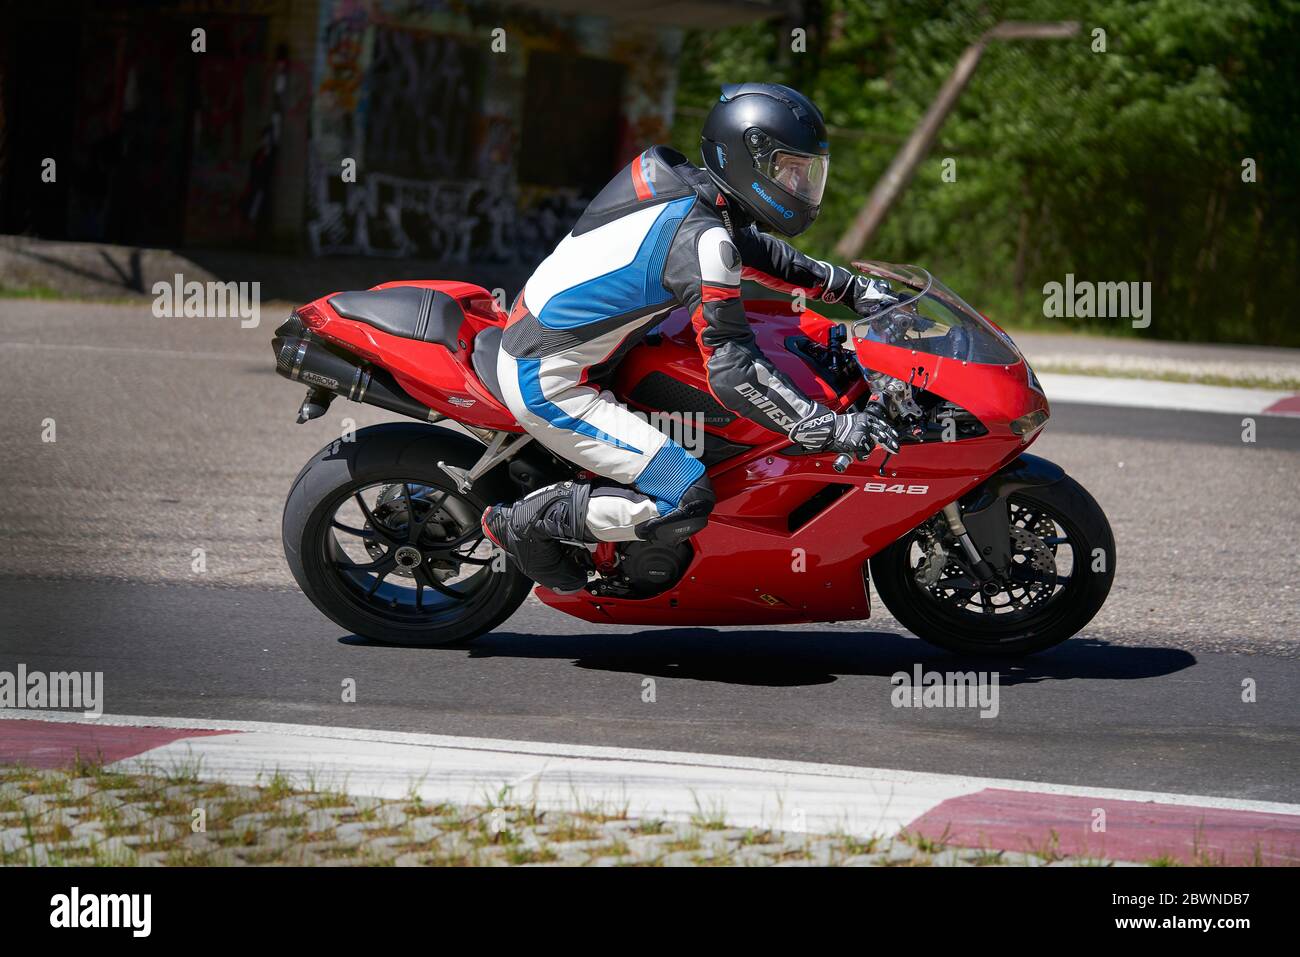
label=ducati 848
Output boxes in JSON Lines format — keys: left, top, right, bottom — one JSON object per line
{"left": 272, "top": 262, "right": 1113, "bottom": 657}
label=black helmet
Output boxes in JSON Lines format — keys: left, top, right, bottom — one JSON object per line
{"left": 700, "top": 82, "right": 829, "bottom": 237}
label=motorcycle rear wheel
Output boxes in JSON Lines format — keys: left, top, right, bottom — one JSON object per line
{"left": 870, "top": 477, "right": 1114, "bottom": 657}
{"left": 282, "top": 423, "right": 533, "bottom": 646}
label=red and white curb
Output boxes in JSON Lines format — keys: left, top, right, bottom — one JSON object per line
{"left": 3, "top": 711, "right": 1297, "bottom": 865}
{"left": 1039, "top": 372, "right": 1300, "bottom": 417}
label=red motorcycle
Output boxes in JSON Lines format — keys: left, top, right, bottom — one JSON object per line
{"left": 273, "top": 262, "right": 1113, "bottom": 656}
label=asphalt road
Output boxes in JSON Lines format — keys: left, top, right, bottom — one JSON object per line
{"left": 2, "top": 578, "right": 1296, "bottom": 801}
{"left": 1, "top": 299, "right": 1297, "bottom": 801}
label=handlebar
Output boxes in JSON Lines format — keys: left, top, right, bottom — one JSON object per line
{"left": 832, "top": 450, "right": 894, "bottom": 475}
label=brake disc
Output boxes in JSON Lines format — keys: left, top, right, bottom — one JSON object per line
{"left": 1010, "top": 526, "right": 1052, "bottom": 573}
{"left": 1007, "top": 526, "right": 1056, "bottom": 610}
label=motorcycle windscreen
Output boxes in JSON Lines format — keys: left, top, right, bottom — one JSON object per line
{"left": 848, "top": 261, "right": 1020, "bottom": 365}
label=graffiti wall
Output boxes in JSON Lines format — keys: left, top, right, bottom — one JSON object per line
{"left": 306, "top": 0, "right": 683, "bottom": 264}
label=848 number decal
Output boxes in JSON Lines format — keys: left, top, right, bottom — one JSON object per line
{"left": 863, "top": 482, "right": 929, "bottom": 494}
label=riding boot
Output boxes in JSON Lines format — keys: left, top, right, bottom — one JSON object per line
{"left": 481, "top": 481, "right": 593, "bottom": 593}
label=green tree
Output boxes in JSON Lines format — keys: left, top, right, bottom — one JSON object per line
{"left": 672, "top": 0, "right": 1300, "bottom": 345}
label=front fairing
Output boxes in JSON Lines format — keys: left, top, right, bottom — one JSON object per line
{"left": 852, "top": 338, "right": 1046, "bottom": 440}
{"left": 848, "top": 261, "right": 1048, "bottom": 437}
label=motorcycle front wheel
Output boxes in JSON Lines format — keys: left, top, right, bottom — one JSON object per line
{"left": 870, "top": 476, "right": 1115, "bottom": 657}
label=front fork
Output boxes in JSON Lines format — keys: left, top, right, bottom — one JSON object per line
{"left": 941, "top": 502, "right": 1000, "bottom": 588}
{"left": 939, "top": 452, "right": 1067, "bottom": 590}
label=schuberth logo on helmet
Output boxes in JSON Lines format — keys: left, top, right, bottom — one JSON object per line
{"left": 750, "top": 181, "right": 795, "bottom": 220}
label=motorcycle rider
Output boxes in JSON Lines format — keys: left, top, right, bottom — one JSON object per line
{"left": 482, "top": 82, "right": 901, "bottom": 592}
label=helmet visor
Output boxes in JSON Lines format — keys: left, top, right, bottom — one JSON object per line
{"left": 765, "top": 150, "right": 828, "bottom": 204}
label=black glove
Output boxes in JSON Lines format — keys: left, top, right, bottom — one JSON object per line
{"left": 821, "top": 265, "right": 898, "bottom": 318}
{"left": 847, "top": 275, "right": 899, "bottom": 318}
{"left": 791, "top": 407, "right": 901, "bottom": 457}
{"left": 832, "top": 408, "right": 901, "bottom": 457}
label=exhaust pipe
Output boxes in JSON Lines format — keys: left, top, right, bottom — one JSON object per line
{"left": 272, "top": 318, "right": 441, "bottom": 424}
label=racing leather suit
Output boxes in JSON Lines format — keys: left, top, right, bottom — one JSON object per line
{"left": 495, "top": 145, "right": 875, "bottom": 546}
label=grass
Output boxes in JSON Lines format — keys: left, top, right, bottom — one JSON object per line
{"left": 662, "top": 831, "right": 703, "bottom": 854}
{"left": 1031, "top": 360, "right": 1300, "bottom": 391}
{"left": 0, "top": 282, "right": 143, "bottom": 305}
{"left": 900, "top": 825, "right": 951, "bottom": 855}
{"left": 1028, "top": 830, "right": 1067, "bottom": 865}
{"left": 829, "top": 831, "right": 879, "bottom": 857}
{"left": 309, "top": 789, "right": 353, "bottom": 810}
{"left": 543, "top": 819, "right": 601, "bottom": 844}
{"left": 505, "top": 846, "right": 559, "bottom": 865}
{"left": 335, "top": 806, "right": 380, "bottom": 824}
{"left": 4, "top": 762, "right": 1252, "bottom": 867}
{"left": 589, "top": 839, "right": 631, "bottom": 860}
{"left": 0, "top": 282, "right": 66, "bottom": 300}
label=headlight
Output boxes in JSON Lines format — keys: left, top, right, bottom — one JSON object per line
{"left": 1010, "top": 409, "right": 1049, "bottom": 436}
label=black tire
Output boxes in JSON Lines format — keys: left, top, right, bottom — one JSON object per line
{"left": 870, "top": 476, "right": 1114, "bottom": 656}
{"left": 282, "top": 422, "right": 533, "bottom": 646}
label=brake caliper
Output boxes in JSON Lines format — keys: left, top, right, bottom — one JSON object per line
{"left": 913, "top": 519, "right": 950, "bottom": 587}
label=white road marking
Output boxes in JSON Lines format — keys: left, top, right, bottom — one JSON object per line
{"left": 1040, "top": 372, "right": 1296, "bottom": 416}
{"left": 5, "top": 710, "right": 1296, "bottom": 840}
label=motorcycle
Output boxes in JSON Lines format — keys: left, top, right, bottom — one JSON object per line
{"left": 272, "top": 261, "right": 1114, "bottom": 656}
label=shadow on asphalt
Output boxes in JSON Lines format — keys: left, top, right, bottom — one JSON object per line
{"left": 340, "top": 628, "right": 1196, "bottom": 689}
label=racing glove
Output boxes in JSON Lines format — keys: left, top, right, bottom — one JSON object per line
{"left": 819, "top": 264, "right": 898, "bottom": 318}
{"left": 790, "top": 407, "right": 901, "bottom": 458}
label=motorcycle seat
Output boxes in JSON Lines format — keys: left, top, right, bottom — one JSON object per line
{"left": 328, "top": 287, "right": 463, "bottom": 350}
{"left": 471, "top": 325, "right": 507, "bottom": 405}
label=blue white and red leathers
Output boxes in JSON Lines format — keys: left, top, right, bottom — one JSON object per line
{"left": 496, "top": 145, "right": 881, "bottom": 542}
